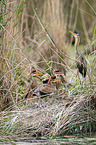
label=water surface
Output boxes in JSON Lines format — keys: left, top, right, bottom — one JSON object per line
{"left": 1, "top": 136, "right": 96, "bottom": 145}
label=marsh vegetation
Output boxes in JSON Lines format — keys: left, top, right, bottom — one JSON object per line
{"left": 0, "top": 0, "right": 96, "bottom": 143}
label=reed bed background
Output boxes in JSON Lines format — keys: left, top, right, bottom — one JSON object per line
{"left": 0, "top": 0, "right": 96, "bottom": 141}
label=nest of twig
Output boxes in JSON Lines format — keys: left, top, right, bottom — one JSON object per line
{"left": 0, "top": 85, "right": 96, "bottom": 139}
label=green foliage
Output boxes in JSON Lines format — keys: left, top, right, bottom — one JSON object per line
{"left": 92, "top": 24, "right": 96, "bottom": 41}
{"left": 16, "top": 0, "right": 24, "bottom": 18}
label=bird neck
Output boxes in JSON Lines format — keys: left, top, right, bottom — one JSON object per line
{"left": 60, "top": 74, "right": 68, "bottom": 84}
{"left": 75, "top": 44, "right": 79, "bottom": 59}
{"left": 31, "top": 76, "right": 35, "bottom": 82}
{"left": 75, "top": 38, "right": 80, "bottom": 59}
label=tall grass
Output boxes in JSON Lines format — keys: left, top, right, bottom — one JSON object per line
{"left": 0, "top": 0, "right": 96, "bottom": 141}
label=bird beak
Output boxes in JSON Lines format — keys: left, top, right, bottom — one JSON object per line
{"left": 29, "top": 72, "right": 42, "bottom": 76}
{"left": 56, "top": 72, "right": 63, "bottom": 75}
{"left": 69, "top": 31, "right": 77, "bottom": 37}
{"left": 35, "top": 73, "right": 42, "bottom": 76}
{"left": 54, "top": 79, "right": 61, "bottom": 82}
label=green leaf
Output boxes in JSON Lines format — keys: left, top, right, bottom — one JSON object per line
{"left": 16, "top": 0, "right": 19, "bottom": 15}
{"left": 18, "top": 6, "right": 24, "bottom": 15}
{"left": 32, "top": 7, "right": 58, "bottom": 48}
{"left": 93, "top": 24, "right": 96, "bottom": 41}
{"left": 12, "top": 43, "right": 16, "bottom": 67}
{"left": 85, "top": 0, "right": 96, "bottom": 15}
{"left": 16, "top": 0, "right": 24, "bottom": 18}
{"left": 19, "top": 0, "right": 24, "bottom": 11}
{"left": 79, "top": 8, "right": 96, "bottom": 20}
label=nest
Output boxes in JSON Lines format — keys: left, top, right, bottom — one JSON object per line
{"left": 0, "top": 87, "right": 96, "bottom": 139}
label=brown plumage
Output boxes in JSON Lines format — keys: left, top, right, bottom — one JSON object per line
{"left": 24, "top": 69, "right": 42, "bottom": 99}
{"left": 53, "top": 69, "right": 69, "bottom": 88}
{"left": 70, "top": 31, "right": 87, "bottom": 79}
{"left": 24, "top": 84, "right": 33, "bottom": 99}
{"left": 39, "top": 75, "right": 59, "bottom": 98}
{"left": 41, "top": 73, "right": 50, "bottom": 81}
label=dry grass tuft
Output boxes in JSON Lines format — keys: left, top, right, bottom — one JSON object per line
{"left": 0, "top": 87, "right": 96, "bottom": 138}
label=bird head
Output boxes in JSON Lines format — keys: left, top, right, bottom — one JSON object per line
{"left": 48, "top": 75, "right": 61, "bottom": 85}
{"left": 53, "top": 69, "right": 63, "bottom": 76}
{"left": 30, "top": 69, "right": 42, "bottom": 76}
{"left": 69, "top": 31, "right": 80, "bottom": 47}
{"left": 41, "top": 73, "right": 50, "bottom": 80}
